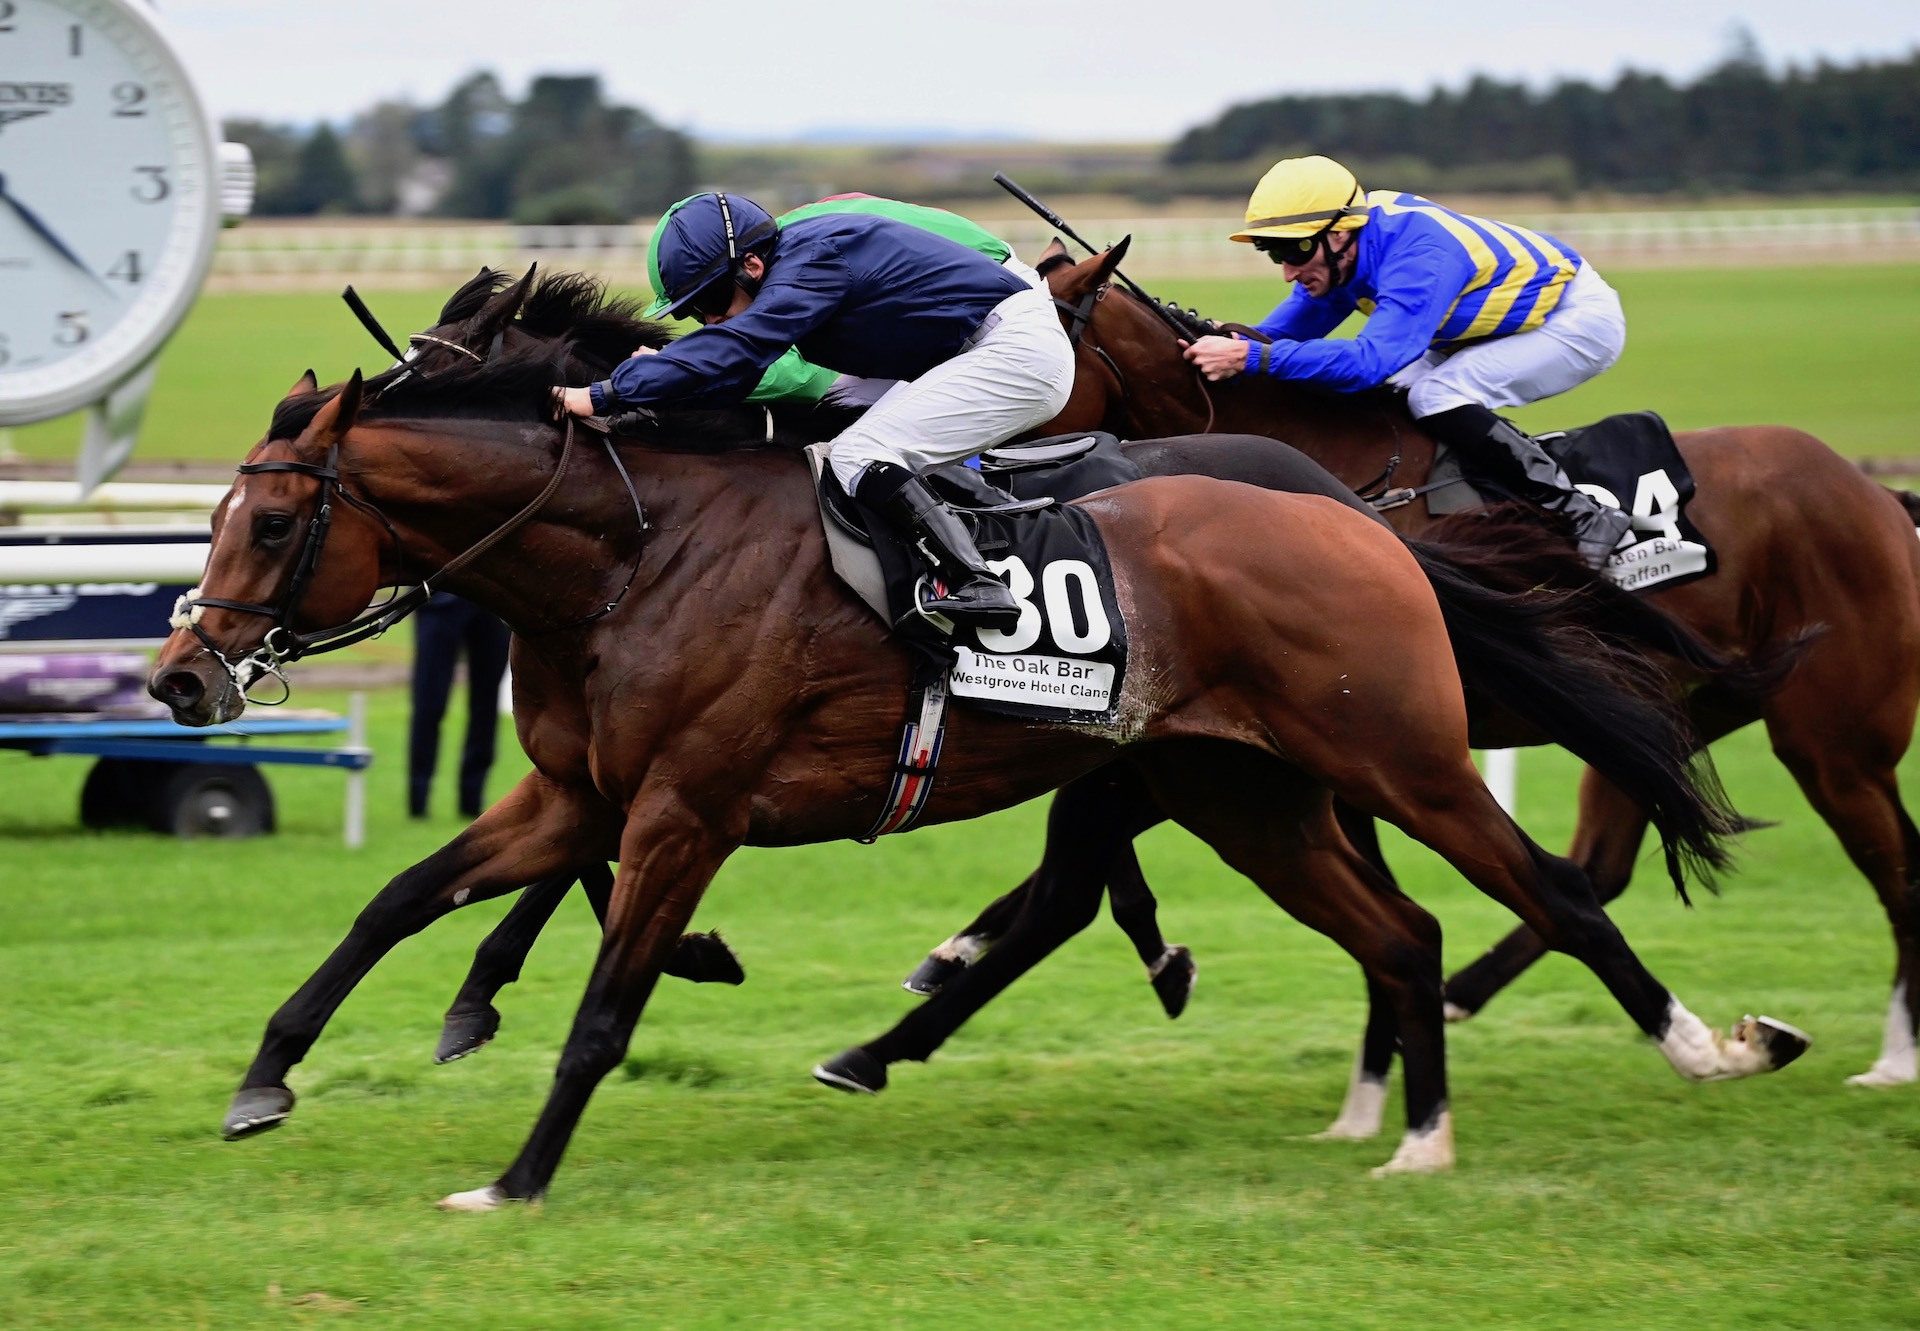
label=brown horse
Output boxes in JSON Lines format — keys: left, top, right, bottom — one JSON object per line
{"left": 1013, "top": 241, "right": 1920, "bottom": 1087}
{"left": 149, "top": 278, "right": 1800, "bottom": 1208}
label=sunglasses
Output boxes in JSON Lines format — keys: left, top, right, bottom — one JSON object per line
{"left": 1252, "top": 234, "right": 1321, "bottom": 266}
{"left": 679, "top": 273, "right": 739, "bottom": 323}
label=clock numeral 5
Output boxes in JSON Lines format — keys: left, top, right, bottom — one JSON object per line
{"left": 55, "top": 312, "right": 89, "bottom": 347}
{"left": 132, "top": 166, "right": 169, "bottom": 203}
{"left": 113, "top": 83, "right": 148, "bottom": 117}
{"left": 107, "top": 251, "right": 143, "bottom": 285}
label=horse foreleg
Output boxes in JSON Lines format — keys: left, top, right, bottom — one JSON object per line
{"left": 222, "top": 774, "right": 615, "bottom": 1141}
{"left": 1105, "top": 844, "right": 1195, "bottom": 1018}
{"left": 901, "top": 876, "right": 1032, "bottom": 996}
{"left": 439, "top": 791, "right": 735, "bottom": 1210}
{"left": 817, "top": 766, "right": 1149, "bottom": 1093}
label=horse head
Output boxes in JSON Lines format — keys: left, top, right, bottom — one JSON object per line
{"left": 148, "top": 368, "right": 398, "bottom": 725}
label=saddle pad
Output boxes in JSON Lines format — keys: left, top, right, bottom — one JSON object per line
{"left": 1540, "top": 411, "right": 1716, "bottom": 593}
{"left": 806, "top": 445, "right": 1131, "bottom": 725}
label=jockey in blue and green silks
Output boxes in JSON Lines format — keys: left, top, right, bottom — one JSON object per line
{"left": 643, "top": 193, "right": 1034, "bottom": 408}
{"left": 1182, "top": 155, "right": 1635, "bottom": 567}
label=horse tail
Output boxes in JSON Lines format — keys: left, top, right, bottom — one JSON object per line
{"left": 1420, "top": 506, "right": 1812, "bottom": 699}
{"left": 1402, "top": 529, "right": 1744, "bottom": 902}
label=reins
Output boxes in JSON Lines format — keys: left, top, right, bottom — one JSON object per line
{"left": 176, "top": 410, "right": 648, "bottom": 705}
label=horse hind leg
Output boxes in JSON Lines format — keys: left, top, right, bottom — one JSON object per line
{"left": 1106, "top": 844, "right": 1197, "bottom": 1019}
{"left": 1135, "top": 745, "right": 1453, "bottom": 1175}
{"left": 1369, "top": 758, "right": 1810, "bottom": 1083}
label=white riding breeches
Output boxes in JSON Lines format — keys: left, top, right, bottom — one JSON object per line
{"left": 1390, "top": 264, "right": 1627, "bottom": 419}
{"left": 828, "top": 283, "right": 1075, "bottom": 489}
{"left": 824, "top": 253, "right": 1051, "bottom": 413}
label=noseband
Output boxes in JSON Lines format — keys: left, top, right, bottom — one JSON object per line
{"left": 173, "top": 414, "right": 646, "bottom": 705}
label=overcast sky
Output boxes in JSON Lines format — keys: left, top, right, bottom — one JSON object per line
{"left": 158, "top": 1, "right": 1919, "bottom": 142}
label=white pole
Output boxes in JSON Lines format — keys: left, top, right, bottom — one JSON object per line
{"left": 1482, "top": 748, "right": 1519, "bottom": 815}
{"left": 344, "top": 690, "right": 367, "bottom": 850}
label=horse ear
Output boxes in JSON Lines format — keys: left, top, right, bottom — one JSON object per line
{"left": 306, "top": 369, "right": 364, "bottom": 445}
{"left": 287, "top": 368, "right": 318, "bottom": 398}
{"left": 1093, "top": 235, "right": 1133, "bottom": 284}
{"left": 464, "top": 262, "right": 539, "bottom": 349}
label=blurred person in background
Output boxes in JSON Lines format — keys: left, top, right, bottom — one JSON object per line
{"left": 408, "top": 591, "right": 511, "bottom": 819}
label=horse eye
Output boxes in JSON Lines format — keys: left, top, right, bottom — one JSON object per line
{"left": 258, "top": 515, "right": 295, "bottom": 543}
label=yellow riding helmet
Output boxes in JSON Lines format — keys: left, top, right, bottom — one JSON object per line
{"left": 1229, "top": 156, "right": 1370, "bottom": 243}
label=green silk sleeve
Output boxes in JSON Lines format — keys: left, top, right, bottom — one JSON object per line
{"left": 745, "top": 347, "right": 840, "bottom": 404}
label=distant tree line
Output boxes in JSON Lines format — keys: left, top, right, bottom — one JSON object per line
{"left": 1168, "top": 42, "right": 1920, "bottom": 197}
{"left": 227, "top": 73, "right": 694, "bottom": 222}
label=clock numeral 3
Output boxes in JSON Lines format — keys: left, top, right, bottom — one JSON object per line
{"left": 112, "top": 83, "right": 148, "bottom": 117}
{"left": 132, "top": 166, "right": 169, "bottom": 203}
{"left": 107, "top": 250, "right": 143, "bottom": 285}
{"left": 55, "top": 312, "right": 89, "bottom": 347}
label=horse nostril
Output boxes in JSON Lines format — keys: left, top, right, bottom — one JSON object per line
{"left": 153, "top": 669, "right": 205, "bottom": 708}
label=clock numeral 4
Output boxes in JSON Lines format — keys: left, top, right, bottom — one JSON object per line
{"left": 112, "top": 83, "right": 147, "bottom": 117}
{"left": 107, "top": 250, "right": 143, "bottom": 285}
{"left": 132, "top": 166, "right": 169, "bottom": 203}
{"left": 55, "top": 312, "right": 89, "bottom": 347}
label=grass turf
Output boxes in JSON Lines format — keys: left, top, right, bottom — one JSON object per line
{"left": 2, "top": 689, "right": 1919, "bottom": 1329}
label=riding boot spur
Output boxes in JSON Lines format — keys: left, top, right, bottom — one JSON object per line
{"left": 854, "top": 462, "right": 1022, "bottom": 630}
{"left": 1421, "top": 403, "right": 1634, "bottom": 568}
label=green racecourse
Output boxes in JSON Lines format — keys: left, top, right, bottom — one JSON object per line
{"left": 2, "top": 263, "right": 1919, "bottom": 1328}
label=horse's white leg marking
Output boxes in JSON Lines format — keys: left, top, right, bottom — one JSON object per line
{"left": 1443, "top": 1001, "right": 1473, "bottom": 1023}
{"left": 930, "top": 933, "right": 986, "bottom": 966}
{"left": 1847, "top": 979, "right": 1917, "bottom": 1087}
{"left": 1371, "top": 1108, "right": 1454, "bottom": 1177}
{"left": 436, "top": 1184, "right": 511, "bottom": 1213}
{"left": 1655, "top": 998, "right": 1809, "bottom": 1082}
{"left": 1311, "top": 1051, "right": 1387, "bottom": 1141}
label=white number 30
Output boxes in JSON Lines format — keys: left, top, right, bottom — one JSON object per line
{"left": 976, "top": 557, "right": 1112, "bottom": 655}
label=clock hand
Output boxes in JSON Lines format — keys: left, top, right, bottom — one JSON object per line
{"left": 0, "top": 171, "right": 116, "bottom": 297}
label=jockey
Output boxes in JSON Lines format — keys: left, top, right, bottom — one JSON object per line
{"left": 1183, "top": 156, "right": 1634, "bottom": 566}
{"left": 640, "top": 192, "right": 1038, "bottom": 409}
{"left": 555, "top": 191, "right": 1074, "bottom": 629}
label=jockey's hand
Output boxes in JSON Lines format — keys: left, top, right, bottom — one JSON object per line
{"left": 552, "top": 386, "right": 596, "bottom": 418}
{"left": 629, "top": 346, "right": 658, "bottom": 358}
{"left": 1183, "top": 334, "right": 1249, "bottom": 382}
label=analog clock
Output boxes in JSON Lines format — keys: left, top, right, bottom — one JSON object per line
{"left": 0, "top": 0, "right": 225, "bottom": 426}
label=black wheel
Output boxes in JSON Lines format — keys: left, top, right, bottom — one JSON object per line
{"left": 79, "top": 758, "right": 156, "bottom": 829}
{"left": 147, "top": 763, "right": 276, "bottom": 838}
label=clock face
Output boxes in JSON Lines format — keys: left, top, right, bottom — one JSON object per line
{"left": 0, "top": 0, "right": 219, "bottom": 424}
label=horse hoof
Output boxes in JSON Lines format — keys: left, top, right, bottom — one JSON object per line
{"left": 1369, "top": 1112, "right": 1454, "bottom": 1177}
{"left": 435, "top": 1006, "right": 501, "bottom": 1064}
{"left": 436, "top": 1184, "right": 511, "bottom": 1213}
{"left": 1846, "top": 1061, "right": 1918, "bottom": 1088}
{"left": 812, "top": 1048, "right": 887, "bottom": 1094}
{"left": 902, "top": 954, "right": 967, "bottom": 997}
{"left": 1149, "top": 946, "right": 1196, "bottom": 1020}
{"left": 665, "top": 932, "right": 746, "bottom": 986}
{"left": 223, "top": 1085, "right": 295, "bottom": 1140}
{"left": 1745, "top": 1015, "right": 1812, "bottom": 1071}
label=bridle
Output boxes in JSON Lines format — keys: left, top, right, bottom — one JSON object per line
{"left": 1053, "top": 280, "right": 1217, "bottom": 437}
{"left": 173, "top": 411, "right": 647, "bottom": 707}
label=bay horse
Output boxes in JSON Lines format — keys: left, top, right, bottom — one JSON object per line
{"left": 920, "top": 240, "right": 1920, "bottom": 1090}
{"left": 149, "top": 277, "right": 1803, "bottom": 1208}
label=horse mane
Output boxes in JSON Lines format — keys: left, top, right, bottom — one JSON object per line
{"left": 269, "top": 270, "right": 863, "bottom": 451}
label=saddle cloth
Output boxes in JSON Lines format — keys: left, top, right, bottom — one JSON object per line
{"left": 1429, "top": 410, "right": 1716, "bottom": 593}
{"left": 808, "top": 434, "right": 1137, "bottom": 724}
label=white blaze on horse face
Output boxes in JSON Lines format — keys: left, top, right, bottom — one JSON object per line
{"left": 1847, "top": 979, "right": 1917, "bottom": 1087}
{"left": 1371, "top": 1108, "right": 1453, "bottom": 1177}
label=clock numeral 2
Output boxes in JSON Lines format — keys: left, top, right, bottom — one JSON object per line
{"left": 107, "top": 251, "right": 143, "bottom": 285}
{"left": 112, "top": 83, "right": 147, "bottom": 116}
{"left": 55, "top": 312, "right": 89, "bottom": 347}
{"left": 132, "top": 166, "right": 169, "bottom": 203}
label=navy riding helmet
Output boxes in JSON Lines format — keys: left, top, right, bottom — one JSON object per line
{"left": 649, "top": 192, "right": 778, "bottom": 320}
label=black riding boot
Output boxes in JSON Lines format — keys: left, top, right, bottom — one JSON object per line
{"left": 855, "top": 462, "right": 1021, "bottom": 630}
{"left": 1422, "top": 403, "right": 1634, "bottom": 568}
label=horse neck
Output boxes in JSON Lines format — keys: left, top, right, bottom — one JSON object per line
{"left": 348, "top": 420, "right": 817, "bottom": 635}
